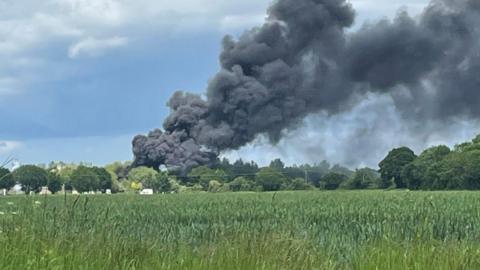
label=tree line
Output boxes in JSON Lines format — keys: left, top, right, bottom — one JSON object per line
{"left": 379, "top": 135, "right": 480, "bottom": 190}
{"left": 3, "top": 134, "right": 480, "bottom": 194}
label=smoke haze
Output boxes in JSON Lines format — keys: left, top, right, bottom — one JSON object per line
{"left": 133, "top": 0, "right": 480, "bottom": 171}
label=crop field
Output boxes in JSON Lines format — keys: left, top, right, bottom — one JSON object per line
{"left": 1, "top": 191, "right": 480, "bottom": 269}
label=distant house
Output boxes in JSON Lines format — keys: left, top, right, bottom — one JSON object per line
{"left": 9, "top": 184, "right": 24, "bottom": 195}
{"left": 140, "top": 189, "right": 154, "bottom": 195}
{"left": 39, "top": 186, "right": 52, "bottom": 195}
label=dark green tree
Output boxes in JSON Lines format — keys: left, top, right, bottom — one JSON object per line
{"left": 228, "top": 177, "right": 255, "bottom": 192}
{"left": 346, "top": 168, "right": 381, "bottom": 189}
{"left": 188, "top": 166, "right": 227, "bottom": 190}
{"left": 322, "top": 173, "right": 348, "bottom": 190}
{"left": 255, "top": 167, "right": 287, "bottom": 191}
{"left": 378, "top": 147, "right": 417, "bottom": 188}
{"left": 231, "top": 159, "right": 259, "bottom": 180}
{"left": 47, "top": 172, "right": 63, "bottom": 194}
{"left": 13, "top": 165, "right": 48, "bottom": 194}
{"left": 71, "top": 166, "right": 100, "bottom": 193}
{"left": 0, "top": 168, "right": 15, "bottom": 192}
{"left": 435, "top": 150, "right": 480, "bottom": 190}
{"left": 269, "top": 159, "right": 285, "bottom": 171}
{"left": 92, "top": 167, "right": 113, "bottom": 193}
{"left": 401, "top": 145, "right": 451, "bottom": 190}
{"left": 288, "top": 178, "right": 315, "bottom": 190}
{"left": 143, "top": 172, "right": 171, "bottom": 193}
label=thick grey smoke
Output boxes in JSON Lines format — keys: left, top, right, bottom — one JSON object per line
{"left": 133, "top": 0, "right": 480, "bottom": 171}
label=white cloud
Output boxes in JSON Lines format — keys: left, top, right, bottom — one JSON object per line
{"left": 0, "top": 0, "right": 431, "bottom": 95}
{"left": 68, "top": 36, "right": 128, "bottom": 58}
{"left": 0, "top": 141, "right": 22, "bottom": 155}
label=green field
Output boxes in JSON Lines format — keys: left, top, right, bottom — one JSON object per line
{"left": 1, "top": 191, "right": 480, "bottom": 269}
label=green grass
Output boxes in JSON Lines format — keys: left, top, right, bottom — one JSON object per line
{"left": 1, "top": 191, "right": 480, "bottom": 269}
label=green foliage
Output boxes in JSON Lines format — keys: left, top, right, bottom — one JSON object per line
{"left": 288, "top": 178, "right": 315, "bottom": 190}
{"left": 92, "top": 167, "right": 113, "bottom": 193}
{"left": 379, "top": 147, "right": 417, "bottom": 188}
{"left": 188, "top": 166, "right": 227, "bottom": 190}
{"left": 145, "top": 172, "right": 172, "bottom": 193}
{"left": 321, "top": 172, "right": 348, "bottom": 190}
{"left": 53, "top": 164, "right": 78, "bottom": 191}
{"left": 435, "top": 150, "right": 480, "bottom": 190}
{"left": 13, "top": 165, "right": 48, "bottom": 194}
{"left": 47, "top": 172, "right": 63, "bottom": 194}
{"left": 208, "top": 180, "right": 223, "bottom": 193}
{"left": 400, "top": 145, "right": 451, "bottom": 190}
{"left": 346, "top": 168, "right": 381, "bottom": 189}
{"left": 0, "top": 167, "right": 15, "bottom": 191}
{"left": 269, "top": 158, "right": 285, "bottom": 171}
{"left": 128, "top": 166, "right": 157, "bottom": 184}
{"left": 105, "top": 161, "right": 131, "bottom": 181}
{"left": 71, "top": 166, "right": 100, "bottom": 193}
{"left": 392, "top": 136, "right": 480, "bottom": 190}
{"left": 255, "top": 167, "right": 287, "bottom": 191}
{"left": 228, "top": 177, "right": 255, "bottom": 192}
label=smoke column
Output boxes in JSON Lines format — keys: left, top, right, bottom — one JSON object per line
{"left": 132, "top": 0, "right": 480, "bottom": 172}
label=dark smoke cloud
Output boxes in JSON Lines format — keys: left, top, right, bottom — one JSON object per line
{"left": 133, "top": 0, "right": 480, "bottom": 171}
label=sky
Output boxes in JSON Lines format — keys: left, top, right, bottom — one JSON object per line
{"left": 3, "top": 0, "right": 477, "bottom": 168}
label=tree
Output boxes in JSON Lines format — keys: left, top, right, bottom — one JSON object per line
{"left": 378, "top": 147, "right": 417, "bottom": 188}
{"left": 71, "top": 166, "right": 100, "bottom": 193}
{"left": 0, "top": 168, "right": 15, "bottom": 192}
{"left": 228, "top": 177, "right": 255, "bottom": 192}
{"left": 188, "top": 166, "right": 227, "bottom": 190}
{"left": 321, "top": 173, "right": 348, "bottom": 190}
{"left": 434, "top": 150, "right": 480, "bottom": 190}
{"left": 289, "top": 178, "right": 315, "bottom": 190}
{"left": 13, "top": 165, "right": 48, "bottom": 194}
{"left": 255, "top": 167, "right": 287, "bottom": 191}
{"left": 143, "top": 172, "right": 171, "bottom": 193}
{"left": 230, "top": 159, "right": 259, "bottom": 181}
{"left": 208, "top": 180, "right": 223, "bottom": 193}
{"left": 330, "top": 164, "right": 354, "bottom": 178}
{"left": 128, "top": 166, "right": 158, "bottom": 184}
{"left": 92, "top": 167, "right": 113, "bottom": 193}
{"left": 105, "top": 161, "right": 131, "bottom": 181}
{"left": 346, "top": 168, "right": 381, "bottom": 189}
{"left": 401, "top": 145, "right": 451, "bottom": 190}
{"left": 55, "top": 164, "right": 77, "bottom": 191}
{"left": 269, "top": 159, "right": 285, "bottom": 171}
{"left": 47, "top": 172, "right": 63, "bottom": 194}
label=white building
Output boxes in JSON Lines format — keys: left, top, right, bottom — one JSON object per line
{"left": 140, "top": 189, "right": 154, "bottom": 195}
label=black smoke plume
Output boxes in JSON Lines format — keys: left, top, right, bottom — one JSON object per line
{"left": 133, "top": 0, "right": 480, "bottom": 172}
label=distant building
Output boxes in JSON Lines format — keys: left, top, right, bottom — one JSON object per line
{"left": 140, "top": 189, "right": 154, "bottom": 195}
{"left": 9, "top": 184, "right": 24, "bottom": 195}
{"left": 39, "top": 186, "right": 52, "bottom": 195}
